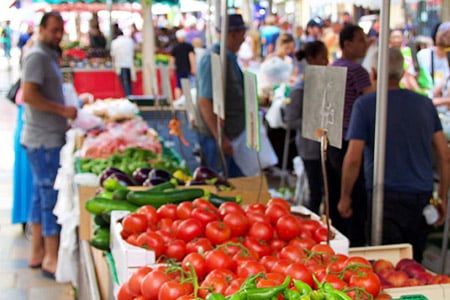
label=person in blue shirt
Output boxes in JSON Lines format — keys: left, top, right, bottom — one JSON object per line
{"left": 338, "top": 48, "right": 450, "bottom": 262}
{"left": 195, "top": 14, "right": 248, "bottom": 177}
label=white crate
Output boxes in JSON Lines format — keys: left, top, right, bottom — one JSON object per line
{"left": 110, "top": 211, "right": 156, "bottom": 284}
{"left": 291, "top": 205, "right": 350, "bottom": 255}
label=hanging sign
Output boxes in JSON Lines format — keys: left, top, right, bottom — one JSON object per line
{"left": 210, "top": 52, "right": 225, "bottom": 120}
{"left": 243, "top": 71, "right": 260, "bottom": 151}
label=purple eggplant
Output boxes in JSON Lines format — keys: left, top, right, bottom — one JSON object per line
{"left": 99, "top": 167, "right": 128, "bottom": 186}
{"left": 132, "top": 167, "right": 153, "bottom": 185}
{"left": 142, "top": 176, "right": 169, "bottom": 187}
{"left": 149, "top": 168, "right": 172, "bottom": 181}
{"left": 192, "top": 166, "right": 219, "bottom": 182}
{"left": 105, "top": 172, "right": 137, "bottom": 188}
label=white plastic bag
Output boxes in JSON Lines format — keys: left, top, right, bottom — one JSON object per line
{"left": 265, "top": 84, "right": 288, "bottom": 129}
{"left": 231, "top": 126, "right": 278, "bottom": 176}
{"left": 293, "top": 156, "right": 310, "bottom": 206}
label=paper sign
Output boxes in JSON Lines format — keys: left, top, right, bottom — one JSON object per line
{"left": 180, "top": 78, "right": 197, "bottom": 125}
{"left": 160, "top": 65, "right": 173, "bottom": 104}
{"left": 210, "top": 53, "right": 225, "bottom": 119}
{"left": 302, "top": 65, "right": 347, "bottom": 149}
{"left": 243, "top": 71, "right": 260, "bottom": 151}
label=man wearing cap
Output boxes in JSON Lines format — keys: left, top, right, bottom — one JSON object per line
{"left": 305, "top": 17, "right": 324, "bottom": 42}
{"left": 195, "top": 14, "right": 248, "bottom": 177}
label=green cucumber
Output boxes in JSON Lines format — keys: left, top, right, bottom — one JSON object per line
{"left": 90, "top": 230, "right": 110, "bottom": 251}
{"left": 126, "top": 188, "right": 205, "bottom": 207}
{"left": 93, "top": 214, "right": 109, "bottom": 227}
{"left": 111, "top": 188, "right": 130, "bottom": 201}
{"left": 207, "top": 193, "right": 242, "bottom": 207}
{"left": 85, "top": 197, "right": 139, "bottom": 215}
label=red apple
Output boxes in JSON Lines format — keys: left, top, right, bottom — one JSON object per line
{"left": 403, "top": 278, "right": 422, "bottom": 286}
{"left": 377, "top": 268, "right": 394, "bottom": 280}
{"left": 373, "top": 259, "right": 395, "bottom": 273}
{"left": 395, "top": 258, "right": 418, "bottom": 271}
{"left": 385, "top": 270, "right": 409, "bottom": 287}
{"left": 415, "top": 271, "right": 434, "bottom": 285}
{"left": 403, "top": 263, "right": 426, "bottom": 279}
{"left": 429, "top": 274, "right": 450, "bottom": 284}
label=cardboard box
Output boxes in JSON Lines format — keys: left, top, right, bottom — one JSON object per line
{"left": 78, "top": 185, "right": 98, "bottom": 240}
{"left": 110, "top": 210, "right": 156, "bottom": 284}
{"left": 291, "top": 205, "right": 350, "bottom": 255}
{"left": 183, "top": 175, "right": 271, "bottom": 205}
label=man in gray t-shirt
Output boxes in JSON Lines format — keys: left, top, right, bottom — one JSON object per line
{"left": 20, "top": 11, "right": 77, "bottom": 279}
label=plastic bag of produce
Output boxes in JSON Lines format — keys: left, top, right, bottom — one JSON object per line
{"left": 293, "top": 156, "right": 310, "bottom": 206}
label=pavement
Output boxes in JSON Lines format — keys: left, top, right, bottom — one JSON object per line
{"left": 0, "top": 51, "right": 74, "bottom": 300}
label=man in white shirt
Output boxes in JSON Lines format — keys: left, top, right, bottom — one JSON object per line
{"left": 110, "top": 29, "right": 135, "bottom": 96}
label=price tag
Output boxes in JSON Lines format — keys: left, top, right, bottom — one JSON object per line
{"left": 244, "top": 71, "right": 260, "bottom": 151}
{"left": 160, "top": 65, "right": 173, "bottom": 105}
{"left": 210, "top": 53, "right": 225, "bottom": 119}
{"left": 180, "top": 78, "right": 196, "bottom": 125}
{"left": 303, "top": 65, "right": 347, "bottom": 149}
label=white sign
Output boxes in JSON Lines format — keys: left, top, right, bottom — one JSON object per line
{"left": 303, "top": 65, "right": 347, "bottom": 149}
{"left": 210, "top": 53, "right": 225, "bottom": 119}
{"left": 243, "top": 71, "right": 260, "bottom": 151}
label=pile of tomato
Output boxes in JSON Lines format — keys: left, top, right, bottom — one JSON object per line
{"left": 117, "top": 198, "right": 391, "bottom": 300}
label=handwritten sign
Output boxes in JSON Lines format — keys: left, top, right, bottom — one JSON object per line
{"left": 303, "top": 65, "right": 347, "bottom": 148}
{"left": 243, "top": 71, "right": 260, "bottom": 151}
{"left": 180, "top": 78, "right": 196, "bottom": 125}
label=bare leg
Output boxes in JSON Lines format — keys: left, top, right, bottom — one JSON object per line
{"left": 42, "top": 234, "right": 59, "bottom": 273}
{"left": 29, "top": 223, "right": 44, "bottom": 266}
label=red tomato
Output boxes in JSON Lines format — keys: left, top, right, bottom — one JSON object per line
{"left": 218, "top": 201, "right": 245, "bottom": 216}
{"left": 236, "top": 260, "right": 266, "bottom": 279}
{"left": 269, "top": 238, "right": 287, "bottom": 253}
{"left": 193, "top": 197, "right": 218, "bottom": 211}
{"left": 308, "top": 264, "right": 328, "bottom": 286}
{"left": 222, "top": 211, "right": 249, "bottom": 237}
{"left": 313, "top": 226, "right": 332, "bottom": 243}
{"left": 122, "top": 213, "right": 148, "bottom": 235}
{"left": 204, "top": 249, "right": 234, "bottom": 273}
{"left": 157, "top": 218, "right": 174, "bottom": 233}
{"left": 135, "top": 231, "right": 165, "bottom": 258}
{"left": 275, "top": 214, "right": 301, "bottom": 241}
{"left": 158, "top": 280, "right": 193, "bottom": 300}
{"left": 182, "top": 252, "right": 207, "bottom": 280}
{"left": 245, "top": 203, "right": 267, "bottom": 215}
{"left": 191, "top": 207, "right": 220, "bottom": 226}
{"left": 175, "top": 217, "right": 204, "bottom": 243}
{"left": 311, "top": 243, "right": 335, "bottom": 255}
{"left": 116, "top": 282, "right": 135, "bottom": 300}
{"left": 279, "top": 245, "right": 307, "bottom": 263}
{"left": 288, "top": 237, "right": 317, "bottom": 250}
{"left": 176, "top": 296, "right": 199, "bottom": 300}
{"left": 127, "top": 266, "right": 153, "bottom": 296}
{"left": 256, "top": 278, "right": 279, "bottom": 288}
{"left": 224, "top": 278, "right": 245, "bottom": 296}
{"left": 260, "top": 255, "right": 279, "bottom": 271}
{"left": 185, "top": 237, "right": 213, "bottom": 254}
{"left": 205, "top": 221, "right": 232, "bottom": 245}
{"left": 205, "top": 268, "right": 237, "bottom": 282}
{"left": 136, "top": 205, "right": 159, "bottom": 224}
{"left": 349, "top": 271, "right": 382, "bottom": 297}
{"left": 140, "top": 270, "right": 171, "bottom": 300}
{"left": 265, "top": 203, "right": 290, "bottom": 225}
{"left": 157, "top": 203, "right": 178, "bottom": 220}
{"left": 164, "top": 239, "right": 186, "bottom": 261}
{"left": 155, "top": 229, "right": 175, "bottom": 244}
{"left": 327, "top": 253, "right": 349, "bottom": 273}
{"left": 125, "top": 233, "right": 140, "bottom": 246}
{"left": 232, "top": 249, "right": 259, "bottom": 272}
{"left": 267, "top": 197, "right": 291, "bottom": 211}
{"left": 343, "top": 256, "right": 372, "bottom": 282}
{"left": 198, "top": 275, "right": 228, "bottom": 298}
{"left": 300, "top": 219, "right": 322, "bottom": 236}
{"left": 265, "top": 272, "right": 286, "bottom": 285}
{"left": 244, "top": 236, "right": 272, "bottom": 258}
{"left": 322, "top": 274, "right": 348, "bottom": 290}
{"left": 248, "top": 221, "right": 274, "bottom": 242}
{"left": 176, "top": 201, "right": 194, "bottom": 220}
{"left": 246, "top": 211, "right": 271, "bottom": 225}
{"left": 270, "top": 259, "right": 291, "bottom": 274}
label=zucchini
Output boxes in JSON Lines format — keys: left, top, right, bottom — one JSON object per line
{"left": 207, "top": 193, "right": 242, "bottom": 207}
{"left": 85, "top": 197, "right": 139, "bottom": 215}
{"left": 90, "top": 230, "right": 110, "bottom": 251}
{"left": 126, "top": 188, "right": 205, "bottom": 207}
{"left": 111, "top": 188, "right": 130, "bottom": 201}
{"left": 148, "top": 180, "right": 177, "bottom": 192}
{"left": 93, "top": 214, "right": 109, "bottom": 227}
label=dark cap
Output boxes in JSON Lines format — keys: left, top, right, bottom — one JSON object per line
{"left": 216, "top": 14, "right": 248, "bottom": 32}
{"left": 307, "top": 17, "right": 324, "bottom": 28}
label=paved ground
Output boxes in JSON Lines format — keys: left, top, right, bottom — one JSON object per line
{"left": 0, "top": 52, "right": 74, "bottom": 300}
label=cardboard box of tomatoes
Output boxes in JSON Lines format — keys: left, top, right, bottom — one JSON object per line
{"left": 349, "top": 244, "right": 450, "bottom": 300}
